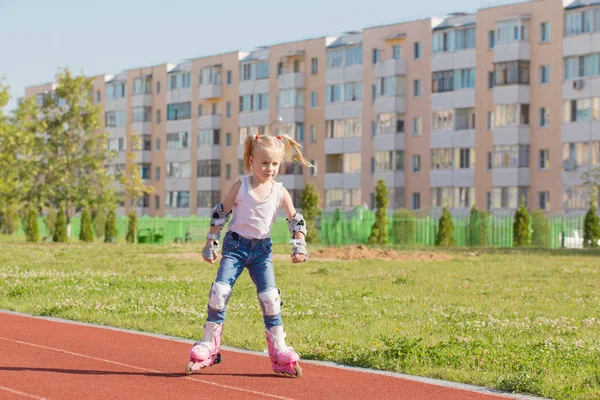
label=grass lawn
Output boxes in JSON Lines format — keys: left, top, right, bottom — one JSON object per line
{"left": 0, "top": 239, "right": 599, "bottom": 400}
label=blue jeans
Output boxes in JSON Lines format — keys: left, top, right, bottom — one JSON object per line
{"left": 206, "top": 231, "right": 282, "bottom": 329}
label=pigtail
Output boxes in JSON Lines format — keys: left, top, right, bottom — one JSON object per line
{"left": 278, "top": 134, "right": 316, "bottom": 173}
{"left": 242, "top": 134, "right": 257, "bottom": 175}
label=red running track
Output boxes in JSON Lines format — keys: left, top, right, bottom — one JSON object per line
{"left": 0, "top": 312, "right": 521, "bottom": 400}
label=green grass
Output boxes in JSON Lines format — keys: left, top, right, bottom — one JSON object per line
{"left": 0, "top": 240, "right": 599, "bottom": 400}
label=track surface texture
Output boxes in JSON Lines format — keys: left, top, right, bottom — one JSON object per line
{"left": 0, "top": 312, "right": 538, "bottom": 400}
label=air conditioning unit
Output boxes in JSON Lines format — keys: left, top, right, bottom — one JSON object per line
{"left": 573, "top": 79, "right": 585, "bottom": 90}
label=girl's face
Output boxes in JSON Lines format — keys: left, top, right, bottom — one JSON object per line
{"left": 249, "top": 147, "right": 283, "bottom": 183}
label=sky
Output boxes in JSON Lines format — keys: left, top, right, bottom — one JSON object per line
{"left": 1, "top": 0, "right": 504, "bottom": 111}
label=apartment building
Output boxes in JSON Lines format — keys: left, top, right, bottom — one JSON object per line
{"left": 23, "top": 0, "right": 600, "bottom": 217}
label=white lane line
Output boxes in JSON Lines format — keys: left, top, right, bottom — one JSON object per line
{"left": 0, "top": 385, "right": 49, "bottom": 400}
{"left": 0, "top": 336, "right": 294, "bottom": 400}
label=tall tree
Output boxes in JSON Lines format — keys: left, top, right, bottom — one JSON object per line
{"left": 300, "top": 183, "right": 321, "bottom": 244}
{"left": 0, "top": 80, "right": 42, "bottom": 232}
{"left": 39, "top": 68, "right": 111, "bottom": 228}
{"left": 369, "top": 179, "right": 389, "bottom": 245}
{"left": 120, "top": 135, "right": 154, "bottom": 243}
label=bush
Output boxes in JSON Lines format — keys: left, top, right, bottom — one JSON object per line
{"left": 25, "top": 206, "right": 39, "bottom": 243}
{"left": 583, "top": 202, "right": 600, "bottom": 248}
{"left": 126, "top": 210, "right": 137, "bottom": 243}
{"left": 300, "top": 183, "right": 321, "bottom": 244}
{"left": 512, "top": 196, "right": 530, "bottom": 247}
{"left": 369, "top": 179, "right": 388, "bottom": 245}
{"left": 93, "top": 206, "right": 106, "bottom": 239}
{"left": 53, "top": 205, "right": 68, "bottom": 243}
{"left": 435, "top": 207, "right": 455, "bottom": 247}
{"left": 79, "top": 206, "right": 94, "bottom": 242}
{"left": 44, "top": 209, "right": 57, "bottom": 237}
{"left": 0, "top": 203, "right": 20, "bottom": 235}
{"left": 392, "top": 208, "right": 415, "bottom": 245}
{"left": 104, "top": 207, "right": 117, "bottom": 243}
{"left": 531, "top": 210, "right": 550, "bottom": 247}
{"left": 468, "top": 207, "right": 490, "bottom": 247}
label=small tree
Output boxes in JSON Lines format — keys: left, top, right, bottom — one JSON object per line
{"left": 512, "top": 196, "right": 530, "bottom": 247}
{"left": 531, "top": 210, "right": 550, "bottom": 248}
{"left": 468, "top": 206, "right": 490, "bottom": 247}
{"left": 93, "top": 206, "right": 106, "bottom": 239}
{"left": 583, "top": 201, "right": 600, "bottom": 248}
{"left": 126, "top": 210, "right": 137, "bottom": 243}
{"left": 44, "top": 209, "right": 57, "bottom": 237}
{"left": 300, "top": 183, "right": 321, "bottom": 244}
{"left": 79, "top": 205, "right": 94, "bottom": 242}
{"left": 435, "top": 207, "right": 455, "bottom": 247}
{"left": 369, "top": 179, "right": 389, "bottom": 245}
{"left": 53, "top": 204, "right": 68, "bottom": 243}
{"left": 25, "top": 205, "right": 39, "bottom": 243}
{"left": 104, "top": 207, "right": 117, "bottom": 243}
{"left": 392, "top": 208, "right": 415, "bottom": 245}
{"left": 0, "top": 203, "right": 19, "bottom": 235}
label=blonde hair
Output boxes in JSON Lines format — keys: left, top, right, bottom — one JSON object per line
{"left": 242, "top": 134, "right": 315, "bottom": 175}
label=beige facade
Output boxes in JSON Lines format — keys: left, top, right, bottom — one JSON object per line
{"left": 23, "top": 0, "right": 600, "bottom": 216}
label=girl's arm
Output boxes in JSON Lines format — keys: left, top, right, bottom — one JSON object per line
{"left": 281, "top": 187, "right": 308, "bottom": 263}
{"left": 202, "top": 179, "right": 242, "bottom": 263}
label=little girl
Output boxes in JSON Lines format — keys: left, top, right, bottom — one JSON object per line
{"left": 185, "top": 133, "right": 313, "bottom": 378}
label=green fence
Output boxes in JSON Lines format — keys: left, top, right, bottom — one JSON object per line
{"left": 11, "top": 208, "right": 588, "bottom": 248}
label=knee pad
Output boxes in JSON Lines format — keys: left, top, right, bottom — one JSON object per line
{"left": 258, "top": 288, "right": 282, "bottom": 316}
{"left": 208, "top": 282, "right": 232, "bottom": 312}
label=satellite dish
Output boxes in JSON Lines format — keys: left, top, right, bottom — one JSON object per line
{"left": 562, "top": 158, "right": 577, "bottom": 171}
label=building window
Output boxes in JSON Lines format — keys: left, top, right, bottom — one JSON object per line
{"left": 311, "top": 57, "right": 318, "bottom": 75}
{"left": 487, "top": 152, "right": 492, "bottom": 170}
{"left": 372, "top": 48, "right": 381, "bottom": 64}
{"left": 167, "top": 131, "right": 190, "bottom": 149}
{"left": 413, "top": 79, "right": 422, "bottom": 97}
{"left": 166, "top": 102, "right": 191, "bottom": 120}
{"left": 433, "top": 70, "right": 454, "bottom": 93}
{"left": 563, "top": 98, "right": 600, "bottom": 122}
{"left": 168, "top": 72, "right": 192, "bottom": 90}
{"left": 539, "top": 149, "right": 550, "bottom": 169}
{"left": 494, "top": 61, "right": 530, "bottom": 86}
{"left": 154, "top": 195, "right": 160, "bottom": 210}
{"left": 155, "top": 167, "right": 160, "bottom": 181}
{"left": 310, "top": 125, "right": 317, "bottom": 143}
{"left": 540, "top": 65, "right": 550, "bottom": 85}
{"left": 226, "top": 132, "right": 231, "bottom": 147}
{"left": 412, "top": 193, "right": 421, "bottom": 210}
{"left": 488, "top": 71, "right": 495, "bottom": 89}
{"left": 493, "top": 145, "right": 530, "bottom": 168}
{"left": 487, "top": 111, "right": 493, "bottom": 131}
{"left": 540, "top": 22, "right": 551, "bottom": 43}
{"left": 412, "top": 117, "right": 422, "bottom": 136}
{"left": 458, "top": 148, "right": 474, "bottom": 169}
{"left": 156, "top": 81, "right": 161, "bottom": 94}
{"left": 539, "top": 107, "right": 550, "bottom": 127}
{"left": 538, "top": 191, "right": 550, "bottom": 210}
{"left": 227, "top": 70, "right": 232, "bottom": 85}
{"left": 225, "top": 164, "right": 231, "bottom": 179}
{"left": 488, "top": 30, "right": 495, "bottom": 49}
{"left": 165, "top": 191, "right": 190, "bottom": 208}
{"left": 310, "top": 160, "right": 317, "bottom": 176}
{"left": 155, "top": 138, "right": 160, "bottom": 151}
{"left": 413, "top": 42, "right": 422, "bottom": 60}
{"left": 392, "top": 45, "right": 401, "bottom": 59}
{"left": 412, "top": 154, "right": 421, "bottom": 172}
{"left": 310, "top": 91, "right": 317, "bottom": 108}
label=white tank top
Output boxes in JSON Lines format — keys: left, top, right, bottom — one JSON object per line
{"left": 227, "top": 176, "right": 284, "bottom": 239}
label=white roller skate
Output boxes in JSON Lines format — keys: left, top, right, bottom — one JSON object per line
{"left": 265, "top": 326, "right": 302, "bottom": 378}
{"left": 185, "top": 322, "right": 223, "bottom": 374}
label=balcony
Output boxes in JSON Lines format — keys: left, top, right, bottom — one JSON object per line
{"left": 373, "top": 171, "right": 405, "bottom": 188}
{"left": 130, "top": 122, "right": 152, "bottom": 135}
{"left": 324, "top": 137, "right": 362, "bottom": 154}
{"left": 562, "top": 121, "right": 600, "bottom": 142}
{"left": 325, "top": 101, "right": 362, "bottom": 120}
{"left": 493, "top": 125, "right": 529, "bottom": 145}
{"left": 430, "top": 169, "right": 475, "bottom": 187}
{"left": 563, "top": 32, "right": 600, "bottom": 57}
{"left": 493, "top": 85, "right": 530, "bottom": 104}
{"left": 238, "top": 110, "right": 269, "bottom": 127}
{"left": 431, "top": 89, "right": 475, "bottom": 110}
{"left": 278, "top": 107, "right": 304, "bottom": 123}
{"left": 278, "top": 73, "right": 305, "bottom": 89}
{"left": 198, "top": 114, "right": 222, "bottom": 130}
{"left": 199, "top": 84, "right": 222, "bottom": 100}
{"left": 134, "top": 150, "right": 152, "bottom": 163}
{"left": 326, "top": 64, "right": 362, "bottom": 85}
{"left": 374, "top": 96, "right": 406, "bottom": 114}
{"left": 373, "top": 133, "right": 405, "bottom": 151}
{"left": 375, "top": 59, "right": 407, "bottom": 78}
{"left": 494, "top": 41, "right": 530, "bottom": 63}
{"left": 492, "top": 168, "right": 530, "bottom": 186}
{"left": 131, "top": 94, "right": 153, "bottom": 108}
